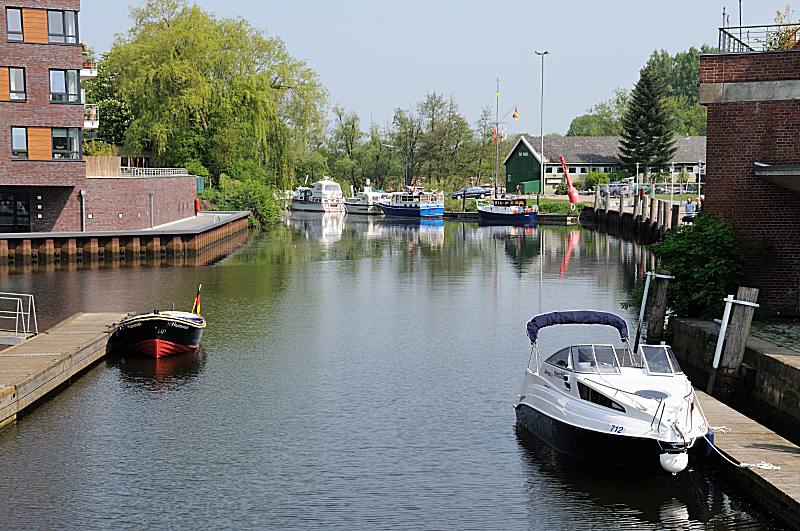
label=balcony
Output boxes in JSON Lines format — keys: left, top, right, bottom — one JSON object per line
{"left": 80, "top": 50, "right": 97, "bottom": 80}
{"left": 718, "top": 23, "right": 800, "bottom": 53}
{"left": 84, "top": 104, "right": 99, "bottom": 130}
{"left": 85, "top": 157, "right": 190, "bottom": 178}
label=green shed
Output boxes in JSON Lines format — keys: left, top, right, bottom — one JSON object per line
{"left": 503, "top": 137, "right": 541, "bottom": 194}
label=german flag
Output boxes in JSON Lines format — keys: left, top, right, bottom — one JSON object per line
{"left": 191, "top": 284, "right": 202, "bottom": 314}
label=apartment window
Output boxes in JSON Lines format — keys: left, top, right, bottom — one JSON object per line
{"left": 48, "top": 10, "right": 78, "bottom": 44}
{"left": 52, "top": 128, "right": 81, "bottom": 160}
{"left": 6, "top": 8, "right": 23, "bottom": 41}
{"left": 9, "top": 68, "right": 25, "bottom": 100}
{"left": 11, "top": 127, "right": 28, "bottom": 159}
{"left": 49, "top": 70, "right": 80, "bottom": 103}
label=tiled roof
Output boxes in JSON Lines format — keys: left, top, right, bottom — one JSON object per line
{"left": 507, "top": 135, "right": 706, "bottom": 165}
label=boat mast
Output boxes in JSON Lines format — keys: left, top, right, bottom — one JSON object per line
{"left": 494, "top": 78, "right": 500, "bottom": 198}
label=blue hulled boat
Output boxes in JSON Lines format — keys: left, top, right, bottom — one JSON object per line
{"left": 379, "top": 190, "right": 444, "bottom": 218}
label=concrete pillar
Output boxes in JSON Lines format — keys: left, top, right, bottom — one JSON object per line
{"left": 0, "top": 240, "right": 8, "bottom": 266}
{"left": 62, "top": 239, "right": 77, "bottom": 264}
{"left": 105, "top": 238, "right": 120, "bottom": 263}
{"left": 146, "top": 237, "right": 161, "bottom": 265}
{"left": 83, "top": 238, "right": 99, "bottom": 263}
{"left": 16, "top": 240, "right": 32, "bottom": 265}
{"left": 40, "top": 239, "right": 55, "bottom": 265}
{"left": 166, "top": 236, "right": 184, "bottom": 259}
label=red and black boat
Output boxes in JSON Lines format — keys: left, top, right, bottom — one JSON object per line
{"left": 110, "top": 286, "right": 206, "bottom": 358}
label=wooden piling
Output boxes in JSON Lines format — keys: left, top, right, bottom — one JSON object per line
{"left": 716, "top": 287, "right": 760, "bottom": 398}
{"left": 646, "top": 271, "right": 671, "bottom": 342}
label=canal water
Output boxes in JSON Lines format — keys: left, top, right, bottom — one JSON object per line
{"left": 0, "top": 214, "right": 780, "bottom": 529}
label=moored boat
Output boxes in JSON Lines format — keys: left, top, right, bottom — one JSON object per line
{"left": 291, "top": 178, "right": 345, "bottom": 213}
{"left": 477, "top": 197, "right": 537, "bottom": 224}
{"left": 515, "top": 311, "right": 710, "bottom": 474}
{"left": 344, "top": 186, "right": 387, "bottom": 215}
{"left": 378, "top": 190, "right": 444, "bottom": 218}
{"left": 109, "top": 286, "right": 206, "bottom": 358}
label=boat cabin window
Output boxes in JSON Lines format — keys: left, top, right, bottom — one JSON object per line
{"left": 640, "top": 345, "right": 683, "bottom": 375}
{"left": 571, "top": 344, "right": 621, "bottom": 374}
{"left": 545, "top": 347, "right": 572, "bottom": 369}
{"left": 577, "top": 382, "right": 626, "bottom": 412}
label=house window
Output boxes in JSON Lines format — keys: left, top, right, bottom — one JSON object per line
{"left": 11, "top": 127, "right": 28, "bottom": 159}
{"left": 52, "top": 128, "right": 81, "bottom": 159}
{"left": 569, "top": 167, "right": 576, "bottom": 174}
{"left": 48, "top": 10, "right": 78, "bottom": 44}
{"left": 6, "top": 8, "right": 23, "bottom": 41}
{"left": 580, "top": 167, "right": 587, "bottom": 173}
{"left": 49, "top": 70, "right": 80, "bottom": 103}
{"left": 9, "top": 68, "right": 25, "bottom": 100}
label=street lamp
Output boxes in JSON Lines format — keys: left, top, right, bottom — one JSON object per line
{"left": 534, "top": 50, "right": 549, "bottom": 208}
{"left": 382, "top": 143, "right": 408, "bottom": 190}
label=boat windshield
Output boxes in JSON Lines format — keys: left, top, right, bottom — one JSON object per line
{"left": 640, "top": 345, "right": 683, "bottom": 375}
{"left": 571, "top": 344, "right": 621, "bottom": 374}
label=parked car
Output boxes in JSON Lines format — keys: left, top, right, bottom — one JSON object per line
{"left": 452, "top": 186, "right": 489, "bottom": 199}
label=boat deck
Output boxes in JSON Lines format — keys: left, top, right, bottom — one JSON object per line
{"left": 696, "top": 389, "right": 800, "bottom": 526}
{"left": 0, "top": 312, "right": 124, "bottom": 428}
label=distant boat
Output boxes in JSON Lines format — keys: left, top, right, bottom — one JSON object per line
{"left": 379, "top": 190, "right": 444, "bottom": 218}
{"left": 478, "top": 197, "right": 538, "bottom": 225}
{"left": 344, "top": 186, "right": 388, "bottom": 215}
{"left": 109, "top": 285, "right": 206, "bottom": 358}
{"left": 291, "top": 178, "right": 345, "bottom": 213}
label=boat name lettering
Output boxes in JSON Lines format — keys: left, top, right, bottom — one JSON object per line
{"left": 553, "top": 369, "right": 566, "bottom": 379}
{"left": 610, "top": 425, "right": 624, "bottom": 433}
{"left": 543, "top": 369, "right": 553, "bottom": 377}
{"left": 169, "top": 322, "right": 189, "bottom": 329}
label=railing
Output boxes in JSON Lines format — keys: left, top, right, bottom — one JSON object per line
{"left": 719, "top": 24, "right": 800, "bottom": 53}
{"left": 120, "top": 167, "right": 190, "bottom": 178}
{"left": 0, "top": 292, "right": 38, "bottom": 340}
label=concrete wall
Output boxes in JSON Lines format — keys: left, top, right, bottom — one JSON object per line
{"left": 700, "top": 51, "right": 800, "bottom": 315}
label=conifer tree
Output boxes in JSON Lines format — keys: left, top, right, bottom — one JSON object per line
{"left": 618, "top": 65, "right": 676, "bottom": 177}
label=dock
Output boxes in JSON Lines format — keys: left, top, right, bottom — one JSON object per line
{"left": 0, "top": 312, "right": 123, "bottom": 429}
{"left": 697, "top": 389, "right": 800, "bottom": 528}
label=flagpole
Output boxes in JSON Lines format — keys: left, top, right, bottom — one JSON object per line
{"left": 494, "top": 77, "right": 500, "bottom": 198}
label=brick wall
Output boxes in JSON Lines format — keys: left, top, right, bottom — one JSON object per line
{"left": 702, "top": 52, "right": 800, "bottom": 315}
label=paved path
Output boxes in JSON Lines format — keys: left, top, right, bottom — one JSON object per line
{"left": 697, "top": 389, "right": 800, "bottom": 526}
{"left": 0, "top": 313, "right": 123, "bottom": 428}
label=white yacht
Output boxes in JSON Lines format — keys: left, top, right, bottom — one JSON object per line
{"left": 344, "top": 182, "right": 387, "bottom": 215}
{"left": 291, "top": 178, "right": 345, "bottom": 213}
{"left": 515, "top": 311, "right": 711, "bottom": 474}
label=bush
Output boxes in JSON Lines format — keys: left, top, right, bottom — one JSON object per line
{"left": 538, "top": 198, "right": 586, "bottom": 214}
{"left": 650, "top": 213, "right": 742, "bottom": 318}
{"left": 200, "top": 174, "right": 283, "bottom": 229}
{"left": 83, "top": 139, "right": 117, "bottom": 156}
{"left": 554, "top": 182, "right": 569, "bottom": 195}
{"left": 608, "top": 170, "right": 629, "bottom": 182}
{"left": 444, "top": 196, "right": 479, "bottom": 212}
{"left": 584, "top": 171, "right": 609, "bottom": 190}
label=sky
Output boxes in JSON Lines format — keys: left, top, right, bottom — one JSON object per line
{"left": 81, "top": 0, "right": 794, "bottom": 135}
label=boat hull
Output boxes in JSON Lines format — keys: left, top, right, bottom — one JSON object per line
{"left": 344, "top": 202, "right": 383, "bottom": 215}
{"left": 379, "top": 203, "right": 444, "bottom": 218}
{"left": 110, "top": 315, "right": 204, "bottom": 359}
{"left": 477, "top": 209, "right": 538, "bottom": 225}
{"left": 291, "top": 200, "right": 344, "bottom": 213}
{"left": 515, "top": 403, "right": 692, "bottom": 470}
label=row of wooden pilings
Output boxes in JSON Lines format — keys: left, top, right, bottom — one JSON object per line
{"left": 581, "top": 189, "right": 685, "bottom": 244}
{"left": 0, "top": 216, "right": 249, "bottom": 268}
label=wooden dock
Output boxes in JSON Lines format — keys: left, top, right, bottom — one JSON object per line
{"left": 696, "top": 389, "right": 800, "bottom": 528}
{"left": 0, "top": 312, "right": 123, "bottom": 429}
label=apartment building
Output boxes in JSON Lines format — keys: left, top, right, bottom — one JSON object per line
{"left": 1, "top": 0, "right": 197, "bottom": 233}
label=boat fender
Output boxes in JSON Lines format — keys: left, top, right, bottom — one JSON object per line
{"left": 659, "top": 452, "right": 688, "bottom": 475}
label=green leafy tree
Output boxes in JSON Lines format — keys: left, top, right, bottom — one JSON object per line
{"left": 618, "top": 65, "right": 676, "bottom": 178}
{"left": 567, "top": 89, "right": 629, "bottom": 136}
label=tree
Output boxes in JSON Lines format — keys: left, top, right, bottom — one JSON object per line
{"left": 329, "top": 106, "right": 362, "bottom": 191}
{"left": 567, "top": 89, "right": 629, "bottom": 136}
{"left": 618, "top": 65, "right": 676, "bottom": 177}
{"left": 391, "top": 107, "right": 424, "bottom": 187}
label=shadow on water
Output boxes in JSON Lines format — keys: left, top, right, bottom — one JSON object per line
{"left": 106, "top": 349, "right": 207, "bottom": 393}
{"left": 515, "top": 426, "right": 782, "bottom": 529}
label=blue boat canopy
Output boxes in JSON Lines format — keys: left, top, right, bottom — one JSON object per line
{"left": 526, "top": 311, "right": 630, "bottom": 343}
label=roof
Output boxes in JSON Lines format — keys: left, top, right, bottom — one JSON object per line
{"left": 504, "top": 135, "right": 706, "bottom": 166}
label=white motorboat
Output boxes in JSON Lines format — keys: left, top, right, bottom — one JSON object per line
{"left": 344, "top": 184, "right": 388, "bottom": 215}
{"left": 515, "top": 311, "right": 710, "bottom": 474}
{"left": 378, "top": 190, "right": 444, "bottom": 218}
{"left": 291, "top": 178, "right": 345, "bottom": 213}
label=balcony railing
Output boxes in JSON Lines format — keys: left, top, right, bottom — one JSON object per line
{"left": 121, "top": 167, "right": 190, "bottom": 177}
{"left": 719, "top": 23, "right": 800, "bottom": 53}
{"left": 84, "top": 104, "right": 99, "bottom": 129}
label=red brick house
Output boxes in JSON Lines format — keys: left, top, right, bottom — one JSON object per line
{"left": 0, "top": 0, "right": 197, "bottom": 233}
{"left": 700, "top": 24, "right": 800, "bottom": 315}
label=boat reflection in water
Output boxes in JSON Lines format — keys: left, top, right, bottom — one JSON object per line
{"left": 342, "top": 215, "right": 387, "bottom": 240}
{"left": 380, "top": 218, "right": 445, "bottom": 248}
{"left": 515, "top": 430, "right": 772, "bottom": 529}
{"left": 284, "top": 211, "right": 345, "bottom": 246}
{"left": 107, "top": 347, "right": 207, "bottom": 392}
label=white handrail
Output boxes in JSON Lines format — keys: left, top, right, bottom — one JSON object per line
{"left": 0, "top": 293, "right": 38, "bottom": 337}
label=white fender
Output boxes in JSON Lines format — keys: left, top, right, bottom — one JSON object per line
{"left": 660, "top": 452, "right": 689, "bottom": 474}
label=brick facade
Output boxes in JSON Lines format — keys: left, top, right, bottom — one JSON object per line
{"left": 701, "top": 51, "right": 800, "bottom": 315}
{"left": 0, "top": 0, "right": 198, "bottom": 233}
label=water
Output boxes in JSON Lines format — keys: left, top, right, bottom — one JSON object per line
{"left": 0, "top": 214, "right": 779, "bottom": 529}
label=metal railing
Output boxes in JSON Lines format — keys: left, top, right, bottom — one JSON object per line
{"left": 0, "top": 292, "right": 38, "bottom": 339}
{"left": 719, "top": 24, "right": 800, "bottom": 53}
{"left": 120, "top": 167, "right": 190, "bottom": 178}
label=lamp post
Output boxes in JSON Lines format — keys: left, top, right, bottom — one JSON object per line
{"left": 534, "top": 50, "right": 549, "bottom": 209}
{"left": 670, "top": 162, "right": 675, "bottom": 206}
{"left": 382, "top": 143, "right": 408, "bottom": 190}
